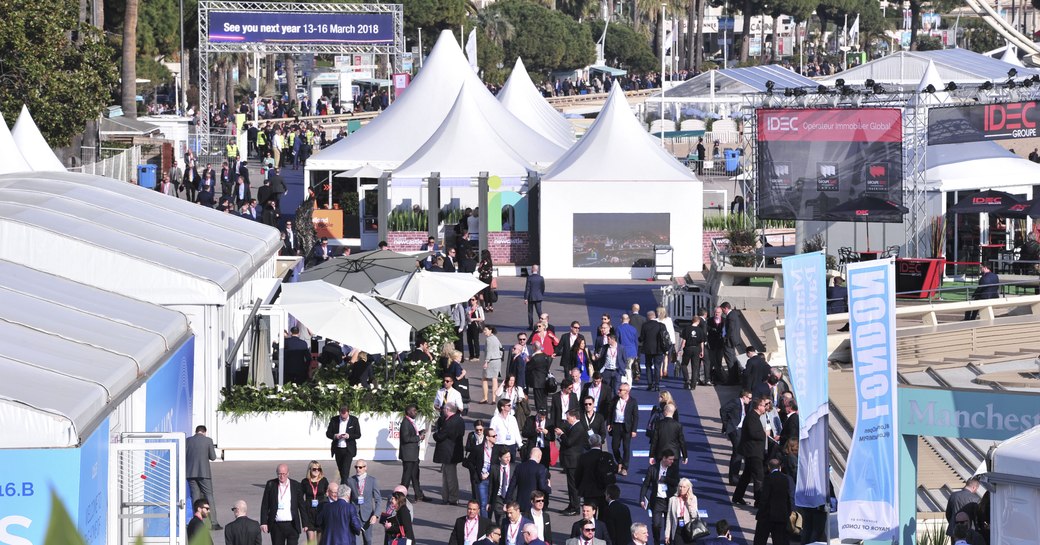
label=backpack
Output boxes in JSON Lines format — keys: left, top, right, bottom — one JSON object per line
{"left": 658, "top": 326, "right": 672, "bottom": 353}
{"left": 645, "top": 405, "right": 663, "bottom": 439}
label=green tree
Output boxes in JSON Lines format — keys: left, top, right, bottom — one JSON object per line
{"left": 489, "top": 0, "right": 596, "bottom": 73}
{"left": 401, "top": 0, "right": 469, "bottom": 50}
{"left": 122, "top": 0, "right": 139, "bottom": 118}
{"left": 962, "top": 18, "right": 1002, "bottom": 53}
{"left": 586, "top": 20, "right": 658, "bottom": 71}
{"left": 0, "top": 0, "right": 118, "bottom": 147}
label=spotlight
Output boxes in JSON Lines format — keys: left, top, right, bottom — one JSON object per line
{"left": 1031, "top": 75, "right": 1040, "bottom": 84}
{"left": 835, "top": 78, "right": 845, "bottom": 89}
{"left": 817, "top": 84, "right": 829, "bottom": 94}
{"left": 765, "top": 80, "right": 775, "bottom": 93}
{"left": 784, "top": 88, "right": 794, "bottom": 97}
{"left": 924, "top": 84, "right": 936, "bottom": 94}
{"left": 944, "top": 82, "right": 957, "bottom": 91}
{"left": 872, "top": 83, "right": 885, "bottom": 94}
{"left": 865, "top": 79, "right": 876, "bottom": 88}
{"left": 794, "top": 88, "right": 808, "bottom": 97}
{"left": 1024, "top": 79, "right": 1034, "bottom": 88}
{"left": 981, "top": 81, "right": 993, "bottom": 90}
{"left": 1006, "top": 80, "right": 1017, "bottom": 89}
{"left": 1009, "top": 68, "right": 1018, "bottom": 78}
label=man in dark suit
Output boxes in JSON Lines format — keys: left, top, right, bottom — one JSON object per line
{"left": 753, "top": 459, "right": 793, "bottom": 545}
{"left": 307, "top": 238, "right": 334, "bottom": 268}
{"left": 752, "top": 367, "right": 789, "bottom": 408}
{"left": 512, "top": 447, "right": 551, "bottom": 512}
{"left": 628, "top": 304, "right": 647, "bottom": 382}
{"left": 444, "top": 247, "right": 459, "bottom": 272}
{"left": 639, "top": 451, "right": 679, "bottom": 545}
{"left": 743, "top": 347, "right": 770, "bottom": 391}
{"left": 398, "top": 404, "right": 427, "bottom": 502}
{"left": 523, "top": 264, "right": 546, "bottom": 329}
{"left": 282, "top": 220, "right": 302, "bottom": 256}
{"left": 551, "top": 380, "right": 579, "bottom": 433}
{"left": 316, "top": 483, "right": 363, "bottom": 545}
{"left": 489, "top": 449, "right": 517, "bottom": 524}
{"left": 282, "top": 329, "right": 311, "bottom": 386}
{"left": 732, "top": 397, "right": 769, "bottom": 506}
{"left": 779, "top": 400, "right": 800, "bottom": 453}
{"left": 595, "top": 334, "right": 628, "bottom": 397}
{"left": 965, "top": 264, "right": 1000, "bottom": 320}
{"left": 568, "top": 505, "right": 611, "bottom": 544}
{"left": 260, "top": 464, "right": 304, "bottom": 545}
{"left": 557, "top": 321, "right": 586, "bottom": 373}
{"left": 581, "top": 373, "right": 611, "bottom": 417}
{"left": 523, "top": 491, "right": 552, "bottom": 544}
{"left": 326, "top": 405, "right": 362, "bottom": 484}
{"left": 344, "top": 460, "right": 381, "bottom": 545}
{"left": 268, "top": 168, "right": 287, "bottom": 210}
{"left": 500, "top": 503, "right": 533, "bottom": 545}
{"left": 522, "top": 411, "right": 555, "bottom": 470}
{"left": 448, "top": 501, "right": 495, "bottom": 545}
{"left": 638, "top": 311, "right": 667, "bottom": 391}
{"left": 556, "top": 410, "right": 584, "bottom": 516}
{"left": 186, "top": 425, "right": 221, "bottom": 529}
{"left": 720, "top": 390, "right": 752, "bottom": 485}
{"left": 575, "top": 435, "right": 616, "bottom": 516}
{"left": 576, "top": 396, "right": 608, "bottom": 449}
{"left": 434, "top": 402, "right": 466, "bottom": 505}
{"left": 603, "top": 485, "right": 631, "bottom": 545}
{"left": 721, "top": 302, "right": 764, "bottom": 385}
{"left": 224, "top": 500, "right": 262, "bottom": 545}
{"left": 187, "top": 499, "right": 213, "bottom": 545}
{"left": 527, "top": 346, "right": 552, "bottom": 413}
{"left": 648, "top": 403, "right": 686, "bottom": 466}
{"left": 607, "top": 383, "right": 639, "bottom": 476}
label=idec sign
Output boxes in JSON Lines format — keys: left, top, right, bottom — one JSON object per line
{"left": 973, "top": 197, "right": 1005, "bottom": 205}
{"left": 758, "top": 108, "right": 903, "bottom": 142}
{"left": 985, "top": 102, "right": 1037, "bottom": 132}
{"left": 930, "top": 101, "right": 1040, "bottom": 143}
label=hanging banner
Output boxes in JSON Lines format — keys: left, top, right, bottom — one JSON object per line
{"left": 781, "top": 251, "right": 829, "bottom": 508}
{"left": 839, "top": 259, "right": 899, "bottom": 541}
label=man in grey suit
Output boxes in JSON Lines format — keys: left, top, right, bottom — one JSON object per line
{"left": 186, "top": 425, "right": 221, "bottom": 529}
{"left": 523, "top": 264, "right": 546, "bottom": 330}
{"left": 399, "top": 403, "right": 427, "bottom": 501}
{"left": 345, "top": 460, "right": 382, "bottom": 545}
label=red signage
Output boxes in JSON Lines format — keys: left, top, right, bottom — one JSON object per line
{"left": 984, "top": 102, "right": 1037, "bottom": 132}
{"left": 758, "top": 108, "right": 903, "bottom": 142}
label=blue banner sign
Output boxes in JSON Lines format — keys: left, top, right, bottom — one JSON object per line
{"left": 781, "top": 252, "right": 829, "bottom": 508}
{"left": 209, "top": 12, "right": 394, "bottom": 44}
{"left": 899, "top": 386, "right": 1040, "bottom": 441}
{"left": 839, "top": 259, "right": 899, "bottom": 542}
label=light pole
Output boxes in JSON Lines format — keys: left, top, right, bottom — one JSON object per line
{"left": 660, "top": 2, "right": 666, "bottom": 144}
{"left": 418, "top": 28, "right": 423, "bottom": 68}
{"left": 179, "top": 0, "right": 186, "bottom": 114}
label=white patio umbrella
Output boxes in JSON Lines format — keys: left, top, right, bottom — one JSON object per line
{"left": 371, "top": 269, "right": 488, "bottom": 310}
{"left": 330, "top": 164, "right": 385, "bottom": 208}
{"left": 278, "top": 281, "right": 412, "bottom": 354}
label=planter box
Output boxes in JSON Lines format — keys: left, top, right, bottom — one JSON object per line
{"left": 217, "top": 411, "right": 430, "bottom": 462}
{"left": 386, "top": 231, "right": 428, "bottom": 251}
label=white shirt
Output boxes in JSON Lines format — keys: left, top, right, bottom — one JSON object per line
{"left": 275, "top": 480, "right": 293, "bottom": 521}
{"left": 530, "top": 510, "right": 545, "bottom": 540}
{"left": 489, "top": 412, "right": 522, "bottom": 446}
{"left": 614, "top": 397, "right": 628, "bottom": 423}
{"left": 603, "top": 346, "right": 618, "bottom": 371}
{"left": 337, "top": 417, "right": 350, "bottom": 448}
{"left": 435, "top": 387, "right": 464, "bottom": 412}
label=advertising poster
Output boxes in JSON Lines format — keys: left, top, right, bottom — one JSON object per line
{"left": 929, "top": 102, "right": 1040, "bottom": 144}
{"left": 781, "top": 252, "right": 830, "bottom": 508}
{"left": 572, "top": 213, "right": 669, "bottom": 268}
{"left": 757, "top": 109, "right": 904, "bottom": 221}
{"left": 208, "top": 12, "right": 394, "bottom": 44}
{"left": 839, "top": 259, "right": 900, "bottom": 541}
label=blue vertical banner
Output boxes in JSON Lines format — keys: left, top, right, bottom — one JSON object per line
{"left": 839, "top": 259, "right": 899, "bottom": 541}
{"left": 781, "top": 251, "right": 829, "bottom": 508}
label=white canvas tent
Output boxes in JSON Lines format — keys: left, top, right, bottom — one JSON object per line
{"left": 497, "top": 57, "right": 574, "bottom": 149}
{"left": 0, "top": 110, "right": 31, "bottom": 174}
{"left": 0, "top": 259, "right": 192, "bottom": 448}
{"left": 0, "top": 170, "right": 283, "bottom": 437}
{"left": 817, "top": 49, "right": 1040, "bottom": 89}
{"left": 393, "top": 80, "right": 536, "bottom": 182}
{"left": 306, "top": 30, "right": 565, "bottom": 173}
{"left": 12, "top": 105, "right": 65, "bottom": 171}
{"left": 539, "top": 83, "right": 703, "bottom": 279}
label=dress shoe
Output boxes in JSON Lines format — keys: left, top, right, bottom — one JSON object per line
{"left": 211, "top": 524, "right": 223, "bottom": 531}
{"left": 561, "top": 509, "right": 579, "bottom": 516}
{"left": 732, "top": 498, "right": 748, "bottom": 506}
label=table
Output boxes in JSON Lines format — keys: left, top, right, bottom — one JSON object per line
{"left": 858, "top": 251, "right": 882, "bottom": 261}
{"left": 990, "top": 258, "right": 1040, "bottom": 274}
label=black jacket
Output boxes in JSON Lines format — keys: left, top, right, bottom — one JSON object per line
{"left": 260, "top": 479, "right": 303, "bottom": 532}
{"left": 649, "top": 417, "right": 686, "bottom": 461}
{"left": 325, "top": 414, "right": 361, "bottom": 457}
{"left": 638, "top": 320, "right": 668, "bottom": 355}
{"left": 738, "top": 411, "right": 767, "bottom": 460}
{"left": 639, "top": 462, "right": 679, "bottom": 506}
{"left": 433, "top": 412, "right": 466, "bottom": 464}
{"left": 756, "top": 470, "right": 793, "bottom": 522}
{"left": 606, "top": 395, "right": 639, "bottom": 434}
{"left": 224, "top": 516, "right": 262, "bottom": 545}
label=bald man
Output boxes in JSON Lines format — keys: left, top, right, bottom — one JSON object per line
{"left": 225, "top": 500, "right": 262, "bottom": 545}
{"left": 260, "top": 464, "right": 304, "bottom": 545}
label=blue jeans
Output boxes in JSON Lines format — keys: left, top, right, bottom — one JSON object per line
{"left": 646, "top": 354, "right": 663, "bottom": 386}
{"left": 477, "top": 479, "right": 490, "bottom": 518}
{"left": 601, "top": 369, "right": 620, "bottom": 396}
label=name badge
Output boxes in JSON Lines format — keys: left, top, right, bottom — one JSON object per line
{"left": 657, "top": 483, "right": 667, "bottom": 497}
{"left": 358, "top": 497, "right": 365, "bottom": 505}
{"left": 587, "top": 429, "right": 594, "bottom": 437}
{"left": 505, "top": 434, "right": 512, "bottom": 442}
{"left": 678, "top": 520, "right": 686, "bottom": 528}
{"left": 311, "top": 499, "right": 319, "bottom": 507}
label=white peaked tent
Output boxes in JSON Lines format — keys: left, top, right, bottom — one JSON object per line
{"left": 1000, "top": 44, "right": 1025, "bottom": 67}
{"left": 539, "top": 82, "right": 703, "bottom": 279}
{"left": 497, "top": 58, "right": 574, "bottom": 148}
{"left": 393, "top": 79, "right": 536, "bottom": 181}
{"left": 914, "top": 59, "right": 949, "bottom": 105}
{"left": 12, "top": 105, "right": 65, "bottom": 172}
{"left": 0, "top": 111, "right": 30, "bottom": 175}
{"left": 307, "top": 30, "right": 565, "bottom": 172}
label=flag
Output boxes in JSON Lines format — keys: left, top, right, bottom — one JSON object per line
{"left": 781, "top": 252, "right": 829, "bottom": 509}
{"left": 838, "top": 259, "right": 900, "bottom": 541}
{"left": 849, "top": 14, "right": 860, "bottom": 47}
{"left": 465, "top": 28, "right": 479, "bottom": 74}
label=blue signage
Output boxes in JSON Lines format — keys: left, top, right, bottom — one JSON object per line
{"left": 77, "top": 421, "right": 110, "bottom": 545}
{"left": 209, "top": 12, "right": 394, "bottom": 44}
{"left": 781, "top": 252, "right": 829, "bottom": 508}
{"left": 839, "top": 260, "right": 899, "bottom": 542}
{"left": 899, "top": 386, "right": 1040, "bottom": 440}
{"left": 145, "top": 338, "right": 195, "bottom": 437}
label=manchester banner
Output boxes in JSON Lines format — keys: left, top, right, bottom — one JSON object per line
{"left": 781, "top": 252, "right": 829, "bottom": 508}
{"left": 838, "top": 259, "right": 900, "bottom": 541}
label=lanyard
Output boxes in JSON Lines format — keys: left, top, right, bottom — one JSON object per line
{"left": 309, "top": 480, "right": 319, "bottom": 498}
{"left": 358, "top": 476, "right": 365, "bottom": 496}
{"left": 278, "top": 482, "right": 290, "bottom": 502}
{"left": 678, "top": 497, "right": 686, "bottom": 519}
{"left": 465, "top": 518, "right": 478, "bottom": 540}
{"left": 508, "top": 522, "right": 520, "bottom": 543}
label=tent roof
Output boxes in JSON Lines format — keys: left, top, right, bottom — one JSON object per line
{"left": 542, "top": 82, "right": 699, "bottom": 182}
{"left": 660, "top": 65, "right": 817, "bottom": 97}
{"left": 12, "top": 105, "right": 65, "bottom": 172}
{"left": 307, "top": 30, "right": 565, "bottom": 171}
{"left": 0, "top": 258, "right": 191, "bottom": 448}
{"left": 926, "top": 141, "right": 1040, "bottom": 192}
{"left": 817, "top": 49, "right": 1040, "bottom": 87}
{"left": 991, "top": 421, "right": 1040, "bottom": 476}
{"left": 0, "top": 110, "right": 31, "bottom": 175}
{"left": 0, "top": 171, "right": 282, "bottom": 303}
{"left": 393, "top": 80, "right": 536, "bottom": 180}
{"left": 100, "top": 116, "right": 161, "bottom": 136}
{"left": 498, "top": 57, "right": 575, "bottom": 149}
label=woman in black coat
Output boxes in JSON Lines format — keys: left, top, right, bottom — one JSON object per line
{"left": 381, "top": 491, "right": 414, "bottom": 544}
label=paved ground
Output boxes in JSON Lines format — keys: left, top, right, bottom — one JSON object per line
{"left": 208, "top": 277, "right": 758, "bottom": 545}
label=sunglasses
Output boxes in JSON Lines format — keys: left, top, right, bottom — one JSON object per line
{"left": 310, "top": 468, "right": 321, "bottom": 472}
{"left": 355, "top": 465, "right": 366, "bottom": 469}
{"left": 533, "top": 499, "right": 545, "bottom": 503}
{"left": 584, "top": 402, "right": 594, "bottom": 406}
{"left": 583, "top": 528, "right": 596, "bottom": 532}
{"left": 487, "top": 434, "right": 498, "bottom": 438}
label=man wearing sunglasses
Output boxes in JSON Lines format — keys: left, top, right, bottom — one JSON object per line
{"left": 564, "top": 521, "right": 607, "bottom": 545}
{"left": 345, "top": 460, "right": 381, "bottom": 545}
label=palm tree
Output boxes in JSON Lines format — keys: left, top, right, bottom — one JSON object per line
{"left": 477, "top": 8, "right": 516, "bottom": 47}
{"left": 121, "top": 0, "right": 139, "bottom": 118}
{"left": 265, "top": 53, "right": 276, "bottom": 93}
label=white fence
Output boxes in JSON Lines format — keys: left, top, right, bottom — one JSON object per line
{"left": 69, "top": 146, "right": 142, "bottom": 183}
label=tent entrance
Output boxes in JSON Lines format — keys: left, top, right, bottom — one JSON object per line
{"left": 109, "top": 433, "right": 186, "bottom": 545}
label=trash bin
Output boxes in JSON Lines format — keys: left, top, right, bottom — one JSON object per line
{"left": 137, "top": 164, "right": 157, "bottom": 189}
{"left": 724, "top": 149, "right": 741, "bottom": 173}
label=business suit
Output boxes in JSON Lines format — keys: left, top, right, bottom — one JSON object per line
{"left": 638, "top": 320, "right": 667, "bottom": 389}
{"left": 743, "top": 354, "right": 770, "bottom": 391}
{"left": 260, "top": 478, "right": 304, "bottom": 545}
{"left": 316, "top": 498, "right": 363, "bottom": 545}
{"left": 581, "top": 381, "right": 611, "bottom": 417}
{"left": 185, "top": 431, "right": 220, "bottom": 527}
{"left": 512, "top": 459, "right": 551, "bottom": 512}
{"left": 575, "top": 449, "right": 616, "bottom": 515}
{"left": 434, "top": 411, "right": 466, "bottom": 504}
{"left": 522, "top": 414, "right": 555, "bottom": 470}
{"left": 719, "top": 396, "right": 747, "bottom": 484}
{"left": 575, "top": 411, "right": 608, "bottom": 450}
{"left": 639, "top": 462, "right": 679, "bottom": 545}
{"left": 489, "top": 461, "right": 518, "bottom": 524}
{"left": 704, "top": 317, "right": 726, "bottom": 384}
{"left": 568, "top": 521, "right": 611, "bottom": 544}
{"left": 522, "top": 510, "right": 552, "bottom": 544}
{"left": 753, "top": 470, "right": 793, "bottom": 545}
{"left": 732, "top": 408, "right": 767, "bottom": 505}
{"left": 500, "top": 516, "right": 534, "bottom": 545}
{"left": 551, "top": 391, "right": 578, "bottom": 431}
{"left": 527, "top": 352, "right": 552, "bottom": 413}
{"left": 224, "top": 516, "right": 262, "bottom": 545}
{"left": 607, "top": 394, "right": 639, "bottom": 471}
{"left": 523, "top": 270, "right": 546, "bottom": 329}
{"left": 326, "top": 414, "right": 362, "bottom": 484}
{"left": 604, "top": 499, "right": 632, "bottom": 545}
{"left": 398, "top": 415, "right": 426, "bottom": 501}
{"left": 557, "top": 331, "right": 587, "bottom": 373}
{"left": 558, "top": 421, "right": 585, "bottom": 513}
{"left": 594, "top": 344, "right": 628, "bottom": 397}
{"left": 648, "top": 417, "right": 686, "bottom": 462}
{"left": 345, "top": 473, "right": 381, "bottom": 545}
{"left": 448, "top": 515, "right": 495, "bottom": 545}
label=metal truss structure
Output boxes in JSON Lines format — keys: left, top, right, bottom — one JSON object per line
{"left": 740, "top": 78, "right": 1040, "bottom": 258}
{"left": 197, "top": 1, "right": 404, "bottom": 151}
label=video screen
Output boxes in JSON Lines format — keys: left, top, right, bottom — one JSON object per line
{"left": 573, "top": 213, "right": 669, "bottom": 267}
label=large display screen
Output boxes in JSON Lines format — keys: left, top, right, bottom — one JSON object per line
{"left": 929, "top": 101, "right": 1040, "bottom": 144}
{"left": 757, "top": 109, "right": 904, "bottom": 222}
{"left": 573, "top": 213, "right": 669, "bottom": 267}
{"left": 209, "top": 11, "right": 394, "bottom": 44}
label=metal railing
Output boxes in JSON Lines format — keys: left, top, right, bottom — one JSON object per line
{"left": 69, "top": 146, "right": 142, "bottom": 183}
